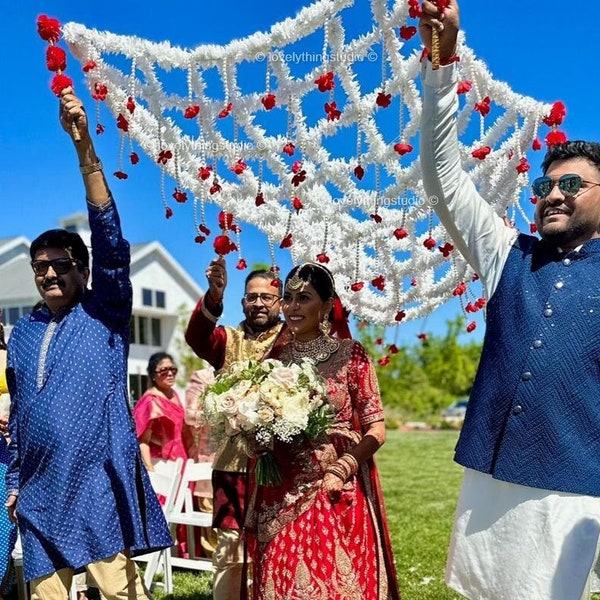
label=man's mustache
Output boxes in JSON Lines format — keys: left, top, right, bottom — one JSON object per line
{"left": 42, "top": 278, "right": 65, "bottom": 290}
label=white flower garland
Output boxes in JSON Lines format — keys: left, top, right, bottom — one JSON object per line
{"left": 62, "top": 0, "right": 554, "bottom": 325}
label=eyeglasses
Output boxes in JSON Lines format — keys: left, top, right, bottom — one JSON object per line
{"left": 156, "top": 367, "right": 178, "bottom": 376}
{"left": 243, "top": 293, "right": 280, "bottom": 306}
{"left": 31, "top": 258, "right": 81, "bottom": 276}
{"left": 531, "top": 174, "right": 600, "bottom": 199}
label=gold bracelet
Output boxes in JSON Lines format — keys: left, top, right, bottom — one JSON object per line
{"left": 80, "top": 160, "right": 103, "bottom": 175}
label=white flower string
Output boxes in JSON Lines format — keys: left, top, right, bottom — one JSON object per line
{"left": 62, "top": 0, "right": 562, "bottom": 325}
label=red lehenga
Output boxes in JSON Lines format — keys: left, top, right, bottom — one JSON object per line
{"left": 245, "top": 339, "right": 401, "bottom": 600}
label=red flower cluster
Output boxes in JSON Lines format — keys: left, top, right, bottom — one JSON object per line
{"left": 214, "top": 235, "right": 237, "bottom": 255}
{"left": 117, "top": 114, "right": 129, "bottom": 133}
{"left": 408, "top": 0, "right": 422, "bottom": 18}
{"left": 324, "top": 101, "right": 341, "bottom": 121}
{"left": 198, "top": 165, "right": 213, "bottom": 180}
{"left": 280, "top": 233, "right": 293, "bottom": 248}
{"left": 474, "top": 96, "right": 491, "bottom": 117}
{"left": 261, "top": 93, "right": 276, "bottom": 110}
{"left": 376, "top": 92, "right": 391, "bottom": 108}
{"left": 393, "top": 143, "right": 413, "bottom": 156}
{"left": 230, "top": 159, "right": 247, "bottom": 175}
{"left": 542, "top": 101, "right": 566, "bottom": 127}
{"left": 438, "top": 242, "right": 454, "bottom": 257}
{"left": 172, "top": 188, "right": 187, "bottom": 203}
{"left": 50, "top": 74, "right": 72, "bottom": 97}
{"left": 184, "top": 105, "right": 200, "bottom": 119}
{"left": 46, "top": 46, "right": 66, "bottom": 72}
{"left": 472, "top": 146, "right": 491, "bottom": 160}
{"left": 371, "top": 275, "right": 385, "bottom": 291}
{"left": 218, "top": 102, "right": 233, "bottom": 119}
{"left": 423, "top": 237, "right": 436, "bottom": 250}
{"left": 92, "top": 83, "right": 108, "bottom": 101}
{"left": 457, "top": 81, "right": 472, "bottom": 95}
{"left": 399, "top": 26, "right": 417, "bottom": 40}
{"left": 37, "top": 15, "right": 61, "bottom": 43}
{"left": 315, "top": 72, "right": 335, "bottom": 92}
{"left": 157, "top": 150, "right": 172, "bottom": 165}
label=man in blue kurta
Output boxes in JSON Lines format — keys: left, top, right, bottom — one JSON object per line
{"left": 419, "top": 2, "right": 600, "bottom": 599}
{"left": 4, "top": 86, "right": 172, "bottom": 599}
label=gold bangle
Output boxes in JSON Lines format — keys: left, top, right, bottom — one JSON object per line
{"left": 80, "top": 160, "right": 103, "bottom": 175}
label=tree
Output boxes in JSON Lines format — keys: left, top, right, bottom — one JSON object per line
{"left": 355, "top": 316, "right": 482, "bottom": 421}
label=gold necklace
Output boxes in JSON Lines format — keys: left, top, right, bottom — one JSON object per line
{"left": 291, "top": 334, "right": 340, "bottom": 364}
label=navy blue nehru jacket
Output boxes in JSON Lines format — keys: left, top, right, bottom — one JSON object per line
{"left": 455, "top": 233, "right": 600, "bottom": 497}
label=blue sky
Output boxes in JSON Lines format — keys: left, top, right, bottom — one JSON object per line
{"left": 2, "top": 2, "right": 597, "bottom": 345}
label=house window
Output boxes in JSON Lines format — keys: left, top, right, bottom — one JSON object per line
{"left": 129, "top": 373, "right": 149, "bottom": 405}
{"left": 142, "top": 289, "right": 153, "bottom": 306}
{"left": 130, "top": 316, "right": 162, "bottom": 347}
{"left": 138, "top": 316, "right": 148, "bottom": 345}
{"left": 151, "top": 318, "right": 161, "bottom": 346}
{"left": 141, "top": 288, "right": 166, "bottom": 308}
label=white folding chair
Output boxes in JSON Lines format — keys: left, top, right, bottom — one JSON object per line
{"left": 137, "top": 458, "right": 183, "bottom": 594}
{"left": 167, "top": 459, "right": 214, "bottom": 573}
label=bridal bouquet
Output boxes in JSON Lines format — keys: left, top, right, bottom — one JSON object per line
{"left": 201, "top": 358, "right": 333, "bottom": 485}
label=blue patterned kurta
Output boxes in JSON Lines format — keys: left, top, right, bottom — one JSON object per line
{"left": 5, "top": 200, "right": 172, "bottom": 582}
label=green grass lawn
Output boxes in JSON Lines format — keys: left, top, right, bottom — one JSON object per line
{"left": 150, "top": 430, "right": 600, "bottom": 599}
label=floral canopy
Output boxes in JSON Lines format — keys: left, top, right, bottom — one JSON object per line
{"left": 47, "top": 0, "right": 564, "bottom": 327}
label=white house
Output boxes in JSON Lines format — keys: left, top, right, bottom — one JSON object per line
{"left": 0, "top": 213, "right": 203, "bottom": 403}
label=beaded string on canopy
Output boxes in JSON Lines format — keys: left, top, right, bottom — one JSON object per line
{"left": 60, "top": 0, "right": 565, "bottom": 327}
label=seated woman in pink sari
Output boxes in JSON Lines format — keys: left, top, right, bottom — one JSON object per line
{"left": 246, "top": 263, "right": 400, "bottom": 600}
{"left": 133, "top": 352, "right": 194, "bottom": 470}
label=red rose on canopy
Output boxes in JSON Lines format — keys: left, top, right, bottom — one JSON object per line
{"left": 280, "top": 233, "right": 293, "bottom": 249}
{"left": 350, "top": 282, "right": 364, "bottom": 292}
{"left": 393, "top": 228, "right": 408, "bottom": 240}
{"left": 172, "top": 188, "right": 187, "bottom": 203}
{"left": 316, "top": 253, "right": 330, "bottom": 264}
{"left": 214, "top": 235, "right": 237, "bottom": 255}
{"left": 457, "top": 81, "right": 472, "bottom": 95}
{"left": 198, "top": 165, "right": 213, "bottom": 180}
{"left": 376, "top": 92, "right": 392, "bottom": 108}
{"left": 399, "top": 26, "right": 417, "bottom": 40}
{"left": 37, "top": 15, "right": 61, "bottom": 43}
{"left": 315, "top": 72, "right": 335, "bottom": 92}
{"left": 126, "top": 97, "right": 136, "bottom": 114}
{"left": 472, "top": 146, "right": 491, "bottom": 160}
{"left": 393, "top": 143, "right": 413, "bottom": 156}
{"left": 255, "top": 192, "right": 265, "bottom": 206}
{"left": 474, "top": 96, "right": 491, "bottom": 117}
{"left": 184, "top": 105, "right": 200, "bottom": 119}
{"left": 542, "top": 101, "right": 566, "bottom": 127}
{"left": 283, "top": 143, "right": 295, "bottom": 156}
{"left": 50, "top": 73, "right": 73, "bottom": 96}
{"left": 261, "top": 93, "right": 276, "bottom": 110}
{"left": 46, "top": 46, "right": 66, "bottom": 72}
{"left": 354, "top": 165, "right": 365, "bottom": 180}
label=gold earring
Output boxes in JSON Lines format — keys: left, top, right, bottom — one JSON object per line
{"left": 319, "top": 317, "right": 331, "bottom": 336}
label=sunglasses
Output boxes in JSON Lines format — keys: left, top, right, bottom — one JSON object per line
{"left": 243, "top": 293, "right": 280, "bottom": 306}
{"left": 31, "top": 258, "right": 80, "bottom": 276}
{"left": 531, "top": 174, "right": 600, "bottom": 199}
{"left": 156, "top": 366, "right": 178, "bottom": 376}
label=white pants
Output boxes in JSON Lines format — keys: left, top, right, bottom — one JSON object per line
{"left": 446, "top": 470, "right": 600, "bottom": 600}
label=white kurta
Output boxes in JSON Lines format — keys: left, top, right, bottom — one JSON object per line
{"left": 420, "top": 60, "right": 600, "bottom": 599}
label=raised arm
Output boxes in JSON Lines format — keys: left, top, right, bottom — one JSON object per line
{"left": 419, "top": 1, "right": 517, "bottom": 297}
